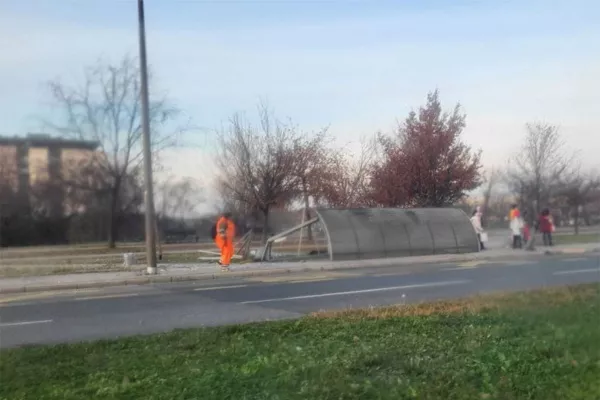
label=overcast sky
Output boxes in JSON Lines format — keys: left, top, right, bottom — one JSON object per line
{"left": 1, "top": 0, "right": 598, "bottom": 212}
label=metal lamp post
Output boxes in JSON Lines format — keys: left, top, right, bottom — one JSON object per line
{"left": 137, "top": 0, "right": 158, "bottom": 275}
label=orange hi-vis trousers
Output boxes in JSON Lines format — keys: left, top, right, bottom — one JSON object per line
{"left": 215, "top": 216, "right": 236, "bottom": 266}
{"left": 215, "top": 236, "right": 234, "bottom": 265}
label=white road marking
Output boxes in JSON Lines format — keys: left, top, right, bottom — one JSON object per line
{"left": 562, "top": 258, "right": 587, "bottom": 262}
{"left": 239, "top": 280, "right": 470, "bottom": 304}
{"left": 0, "top": 319, "right": 53, "bottom": 328}
{"left": 194, "top": 284, "right": 247, "bottom": 291}
{"left": 444, "top": 266, "right": 479, "bottom": 271}
{"left": 75, "top": 293, "right": 139, "bottom": 301}
{"left": 553, "top": 268, "right": 600, "bottom": 276}
{"left": 0, "top": 288, "right": 102, "bottom": 306}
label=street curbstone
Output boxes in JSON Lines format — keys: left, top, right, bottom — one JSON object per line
{"left": 0, "top": 286, "right": 26, "bottom": 294}
{"left": 172, "top": 274, "right": 205, "bottom": 282}
{"left": 125, "top": 276, "right": 151, "bottom": 285}
{"left": 76, "top": 281, "right": 126, "bottom": 290}
{"left": 148, "top": 276, "right": 173, "bottom": 284}
{"left": 28, "top": 283, "right": 81, "bottom": 292}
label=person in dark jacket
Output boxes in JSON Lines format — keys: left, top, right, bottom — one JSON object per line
{"left": 538, "top": 208, "right": 555, "bottom": 246}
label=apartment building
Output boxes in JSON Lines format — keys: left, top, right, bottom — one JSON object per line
{"left": 0, "top": 133, "right": 100, "bottom": 215}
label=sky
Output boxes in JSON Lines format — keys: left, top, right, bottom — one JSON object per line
{"left": 1, "top": 0, "right": 599, "bottom": 212}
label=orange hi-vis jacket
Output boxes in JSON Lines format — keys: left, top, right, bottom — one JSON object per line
{"left": 216, "top": 216, "right": 236, "bottom": 240}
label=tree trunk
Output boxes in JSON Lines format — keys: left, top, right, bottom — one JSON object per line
{"left": 261, "top": 207, "right": 270, "bottom": 245}
{"left": 305, "top": 206, "right": 313, "bottom": 241}
{"left": 106, "top": 182, "right": 121, "bottom": 249}
{"left": 574, "top": 206, "right": 580, "bottom": 235}
{"left": 302, "top": 180, "right": 313, "bottom": 241}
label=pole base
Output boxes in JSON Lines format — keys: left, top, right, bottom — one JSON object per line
{"left": 147, "top": 266, "right": 157, "bottom": 275}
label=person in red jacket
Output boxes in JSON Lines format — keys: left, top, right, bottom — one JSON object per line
{"left": 538, "top": 208, "right": 555, "bottom": 246}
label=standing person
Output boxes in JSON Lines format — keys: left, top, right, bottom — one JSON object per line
{"left": 214, "top": 211, "right": 236, "bottom": 270}
{"left": 470, "top": 210, "right": 486, "bottom": 250}
{"left": 509, "top": 204, "right": 523, "bottom": 249}
{"left": 538, "top": 208, "right": 555, "bottom": 246}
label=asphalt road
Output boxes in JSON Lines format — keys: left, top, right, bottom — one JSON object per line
{"left": 1, "top": 253, "right": 599, "bottom": 348}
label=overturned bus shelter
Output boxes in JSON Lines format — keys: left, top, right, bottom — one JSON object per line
{"left": 260, "top": 207, "right": 480, "bottom": 261}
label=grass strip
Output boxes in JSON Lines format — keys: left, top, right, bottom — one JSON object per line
{"left": 553, "top": 233, "right": 599, "bottom": 245}
{"left": 1, "top": 284, "right": 600, "bottom": 400}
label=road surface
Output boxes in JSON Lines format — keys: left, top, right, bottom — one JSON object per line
{"left": 1, "top": 253, "right": 598, "bottom": 348}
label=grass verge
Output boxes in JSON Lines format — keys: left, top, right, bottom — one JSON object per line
{"left": 0, "top": 253, "right": 255, "bottom": 277}
{"left": 0, "top": 264, "right": 145, "bottom": 278}
{"left": 0, "top": 241, "right": 324, "bottom": 260}
{"left": 553, "top": 233, "right": 599, "bottom": 245}
{"left": 2, "top": 284, "right": 600, "bottom": 400}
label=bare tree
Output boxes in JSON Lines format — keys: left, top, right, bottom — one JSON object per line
{"left": 157, "top": 176, "right": 204, "bottom": 221}
{"left": 556, "top": 169, "right": 600, "bottom": 234}
{"left": 487, "top": 193, "right": 512, "bottom": 227}
{"left": 215, "top": 180, "right": 254, "bottom": 217}
{"left": 44, "top": 54, "right": 182, "bottom": 248}
{"left": 480, "top": 168, "right": 499, "bottom": 227}
{"left": 290, "top": 128, "right": 332, "bottom": 239}
{"left": 506, "top": 122, "right": 574, "bottom": 222}
{"left": 215, "top": 105, "right": 304, "bottom": 243}
{"left": 317, "top": 135, "right": 379, "bottom": 208}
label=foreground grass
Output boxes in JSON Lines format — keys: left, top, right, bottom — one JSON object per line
{"left": 2, "top": 285, "right": 600, "bottom": 400}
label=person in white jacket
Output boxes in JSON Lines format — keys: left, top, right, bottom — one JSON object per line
{"left": 470, "top": 210, "right": 486, "bottom": 250}
{"left": 510, "top": 214, "right": 524, "bottom": 249}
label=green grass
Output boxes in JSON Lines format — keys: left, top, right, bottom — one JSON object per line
{"left": 2, "top": 285, "right": 600, "bottom": 400}
{"left": 553, "top": 233, "right": 599, "bottom": 245}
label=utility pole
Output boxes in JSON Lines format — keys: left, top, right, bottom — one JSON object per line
{"left": 137, "top": 0, "right": 158, "bottom": 275}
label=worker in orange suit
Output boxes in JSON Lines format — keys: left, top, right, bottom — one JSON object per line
{"left": 214, "top": 212, "right": 236, "bottom": 270}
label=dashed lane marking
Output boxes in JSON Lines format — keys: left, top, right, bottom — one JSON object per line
{"left": 553, "top": 268, "right": 600, "bottom": 276}
{"left": 369, "top": 270, "right": 425, "bottom": 277}
{"left": 0, "top": 319, "right": 53, "bottom": 328}
{"left": 0, "top": 288, "right": 102, "bottom": 305}
{"left": 194, "top": 284, "right": 248, "bottom": 291}
{"left": 240, "top": 279, "right": 471, "bottom": 304}
{"left": 246, "top": 272, "right": 353, "bottom": 284}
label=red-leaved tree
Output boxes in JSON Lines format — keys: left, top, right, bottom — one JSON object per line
{"left": 371, "top": 90, "right": 482, "bottom": 207}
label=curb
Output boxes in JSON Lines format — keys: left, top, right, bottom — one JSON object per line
{"left": 1, "top": 247, "right": 598, "bottom": 295}
{"left": 543, "top": 247, "right": 600, "bottom": 256}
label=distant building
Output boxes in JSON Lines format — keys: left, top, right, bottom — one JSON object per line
{"left": 0, "top": 133, "right": 100, "bottom": 216}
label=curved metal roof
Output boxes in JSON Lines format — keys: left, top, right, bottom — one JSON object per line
{"left": 315, "top": 207, "right": 479, "bottom": 261}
